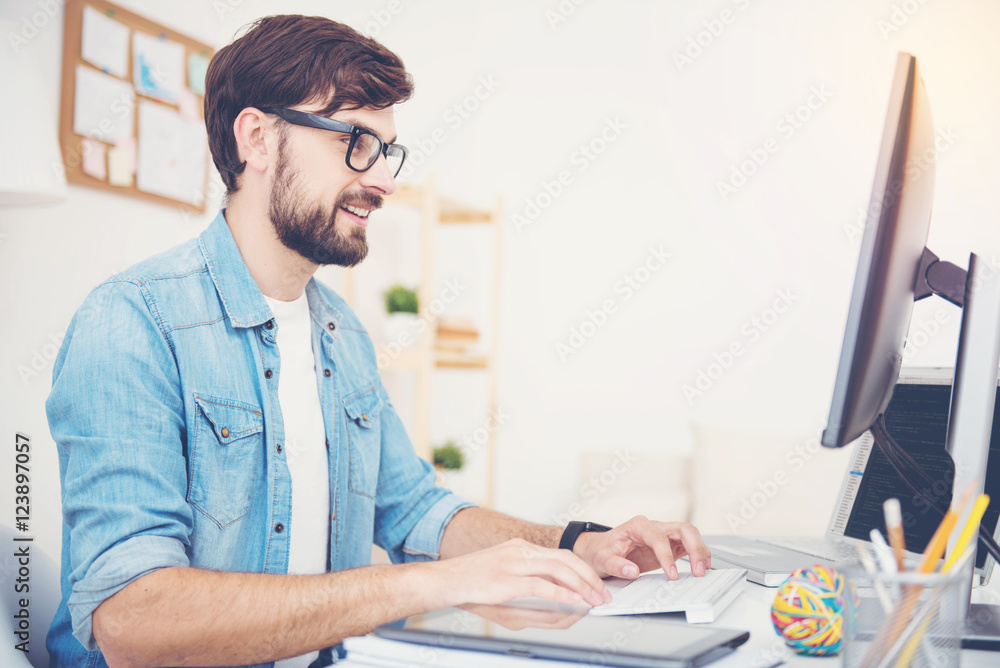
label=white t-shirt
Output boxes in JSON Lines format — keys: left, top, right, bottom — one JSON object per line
{"left": 265, "top": 292, "right": 330, "bottom": 668}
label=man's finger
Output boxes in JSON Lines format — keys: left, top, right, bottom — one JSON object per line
{"left": 600, "top": 554, "right": 640, "bottom": 580}
{"left": 522, "top": 576, "right": 585, "bottom": 606}
{"left": 548, "top": 548, "right": 610, "bottom": 598}
{"left": 626, "top": 517, "right": 679, "bottom": 579}
{"left": 523, "top": 556, "right": 606, "bottom": 607}
{"left": 666, "top": 523, "right": 711, "bottom": 576}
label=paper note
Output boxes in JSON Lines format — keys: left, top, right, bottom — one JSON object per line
{"left": 133, "top": 32, "right": 185, "bottom": 103}
{"left": 74, "top": 65, "right": 134, "bottom": 142}
{"left": 136, "top": 100, "right": 207, "bottom": 205}
{"left": 81, "top": 138, "right": 107, "bottom": 180}
{"left": 187, "top": 53, "right": 210, "bottom": 96}
{"left": 114, "top": 136, "right": 137, "bottom": 174}
{"left": 81, "top": 6, "right": 130, "bottom": 78}
{"left": 107, "top": 146, "right": 133, "bottom": 186}
{"left": 177, "top": 87, "right": 199, "bottom": 121}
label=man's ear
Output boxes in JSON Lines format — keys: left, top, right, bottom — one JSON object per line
{"left": 233, "top": 108, "right": 274, "bottom": 178}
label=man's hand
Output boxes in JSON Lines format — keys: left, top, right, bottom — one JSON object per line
{"left": 572, "top": 516, "right": 711, "bottom": 581}
{"left": 433, "top": 538, "right": 613, "bottom": 609}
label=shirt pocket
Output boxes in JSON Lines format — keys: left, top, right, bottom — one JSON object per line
{"left": 344, "top": 384, "right": 383, "bottom": 498}
{"left": 188, "top": 393, "right": 264, "bottom": 528}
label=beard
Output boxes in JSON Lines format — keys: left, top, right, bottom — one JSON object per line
{"left": 267, "top": 135, "right": 382, "bottom": 267}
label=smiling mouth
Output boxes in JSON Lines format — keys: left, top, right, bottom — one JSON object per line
{"left": 341, "top": 204, "right": 372, "bottom": 219}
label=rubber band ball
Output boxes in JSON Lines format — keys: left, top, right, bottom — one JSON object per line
{"left": 770, "top": 565, "right": 847, "bottom": 656}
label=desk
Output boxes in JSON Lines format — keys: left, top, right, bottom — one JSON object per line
{"left": 339, "top": 574, "right": 1000, "bottom": 666}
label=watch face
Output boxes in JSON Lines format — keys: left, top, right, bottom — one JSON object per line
{"left": 585, "top": 522, "right": 611, "bottom": 532}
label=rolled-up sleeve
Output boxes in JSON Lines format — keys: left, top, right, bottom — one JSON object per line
{"left": 46, "top": 280, "right": 193, "bottom": 651}
{"left": 371, "top": 379, "right": 476, "bottom": 563}
{"left": 400, "top": 492, "right": 475, "bottom": 560}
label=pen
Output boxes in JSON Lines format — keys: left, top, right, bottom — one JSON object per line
{"left": 855, "top": 543, "right": 893, "bottom": 612}
{"left": 883, "top": 498, "right": 906, "bottom": 571}
{"left": 869, "top": 529, "right": 898, "bottom": 575}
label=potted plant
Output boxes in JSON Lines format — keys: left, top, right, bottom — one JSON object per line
{"left": 432, "top": 441, "right": 467, "bottom": 490}
{"left": 383, "top": 284, "right": 420, "bottom": 347}
{"left": 432, "top": 441, "right": 465, "bottom": 471}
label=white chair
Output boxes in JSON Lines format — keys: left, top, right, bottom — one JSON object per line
{"left": 1, "top": 523, "right": 61, "bottom": 668}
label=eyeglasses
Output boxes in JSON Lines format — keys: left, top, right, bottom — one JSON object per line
{"left": 259, "top": 106, "right": 408, "bottom": 178}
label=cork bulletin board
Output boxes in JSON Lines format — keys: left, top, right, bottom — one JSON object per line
{"left": 59, "top": 0, "right": 215, "bottom": 213}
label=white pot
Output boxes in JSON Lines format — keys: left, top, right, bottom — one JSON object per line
{"left": 385, "top": 312, "right": 421, "bottom": 348}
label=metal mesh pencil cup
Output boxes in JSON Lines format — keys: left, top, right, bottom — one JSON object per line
{"left": 841, "top": 566, "right": 967, "bottom": 668}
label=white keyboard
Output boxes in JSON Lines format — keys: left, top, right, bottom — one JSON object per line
{"left": 590, "top": 568, "right": 747, "bottom": 624}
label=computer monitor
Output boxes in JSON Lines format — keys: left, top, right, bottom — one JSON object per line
{"left": 822, "top": 52, "right": 937, "bottom": 449}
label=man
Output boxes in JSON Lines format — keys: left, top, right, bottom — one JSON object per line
{"left": 46, "top": 14, "right": 710, "bottom": 668}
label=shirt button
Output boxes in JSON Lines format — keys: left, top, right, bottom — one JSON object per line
{"left": 328, "top": 322, "right": 336, "bottom": 331}
{"left": 274, "top": 523, "right": 284, "bottom": 533}
{"left": 276, "top": 443, "right": 282, "bottom": 454}
{"left": 324, "top": 369, "right": 331, "bottom": 377}
{"left": 265, "top": 321, "right": 274, "bottom": 330}
{"left": 221, "top": 427, "right": 230, "bottom": 438}
{"left": 264, "top": 369, "right": 273, "bottom": 379}
{"left": 325, "top": 438, "right": 329, "bottom": 448}
{"left": 362, "top": 413, "right": 368, "bottom": 421}
{"left": 332, "top": 513, "right": 337, "bottom": 521}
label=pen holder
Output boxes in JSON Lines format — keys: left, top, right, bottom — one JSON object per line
{"left": 841, "top": 567, "right": 966, "bottom": 668}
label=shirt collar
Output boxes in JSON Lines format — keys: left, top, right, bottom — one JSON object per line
{"left": 199, "top": 210, "right": 274, "bottom": 329}
{"left": 199, "top": 210, "right": 344, "bottom": 333}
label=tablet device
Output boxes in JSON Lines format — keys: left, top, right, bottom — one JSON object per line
{"left": 373, "top": 608, "right": 750, "bottom": 668}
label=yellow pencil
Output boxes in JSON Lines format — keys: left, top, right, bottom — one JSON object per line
{"left": 941, "top": 494, "right": 990, "bottom": 573}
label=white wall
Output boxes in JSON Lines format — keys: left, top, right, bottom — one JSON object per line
{"left": 3, "top": 0, "right": 999, "bottom": 564}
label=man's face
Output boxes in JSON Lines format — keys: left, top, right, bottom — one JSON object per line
{"left": 267, "top": 104, "right": 399, "bottom": 267}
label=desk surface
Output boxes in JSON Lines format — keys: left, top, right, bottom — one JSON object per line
{"left": 339, "top": 574, "right": 1000, "bottom": 667}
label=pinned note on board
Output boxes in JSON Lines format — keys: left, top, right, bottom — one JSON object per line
{"left": 187, "top": 52, "right": 210, "bottom": 96}
{"left": 108, "top": 146, "right": 133, "bottom": 186}
{"left": 132, "top": 31, "right": 185, "bottom": 103}
{"left": 136, "top": 100, "right": 207, "bottom": 206}
{"left": 81, "top": 138, "right": 108, "bottom": 181}
{"left": 81, "top": 6, "right": 129, "bottom": 78}
{"left": 177, "top": 87, "right": 199, "bottom": 122}
{"left": 73, "top": 65, "right": 134, "bottom": 143}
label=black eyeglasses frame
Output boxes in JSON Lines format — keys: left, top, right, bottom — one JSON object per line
{"left": 258, "top": 106, "right": 408, "bottom": 178}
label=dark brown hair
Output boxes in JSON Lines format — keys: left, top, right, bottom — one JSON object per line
{"left": 205, "top": 15, "right": 414, "bottom": 193}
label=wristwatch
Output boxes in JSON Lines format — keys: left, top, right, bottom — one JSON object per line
{"left": 559, "top": 521, "right": 612, "bottom": 550}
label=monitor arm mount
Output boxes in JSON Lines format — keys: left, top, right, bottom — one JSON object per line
{"left": 914, "top": 247, "right": 967, "bottom": 307}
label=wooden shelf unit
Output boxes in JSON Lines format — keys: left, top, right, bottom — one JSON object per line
{"left": 344, "top": 177, "right": 503, "bottom": 508}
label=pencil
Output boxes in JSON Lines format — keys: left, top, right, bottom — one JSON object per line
{"left": 941, "top": 494, "right": 990, "bottom": 573}
{"left": 884, "top": 498, "right": 906, "bottom": 571}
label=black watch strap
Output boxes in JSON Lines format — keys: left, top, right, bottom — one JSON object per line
{"left": 559, "top": 521, "right": 612, "bottom": 550}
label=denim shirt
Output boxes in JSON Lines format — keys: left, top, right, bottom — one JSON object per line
{"left": 45, "top": 211, "right": 473, "bottom": 667}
